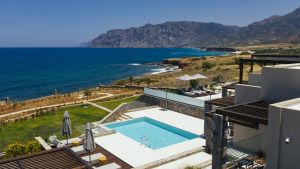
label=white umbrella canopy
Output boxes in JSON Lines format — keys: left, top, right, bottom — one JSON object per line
{"left": 176, "top": 75, "right": 194, "bottom": 81}
{"left": 191, "top": 73, "right": 207, "bottom": 79}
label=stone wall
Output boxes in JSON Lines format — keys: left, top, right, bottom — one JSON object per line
{"left": 137, "top": 94, "right": 205, "bottom": 119}
{"left": 204, "top": 114, "right": 213, "bottom": 154}
{"left": 97, "top": 103, "right": 129, "bottom": 124}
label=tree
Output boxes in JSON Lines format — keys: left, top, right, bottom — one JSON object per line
{"left": 83, "top": 89, "right": 91, "bottom": 97}
{"left": 134, "top": 79, "right": 143, "bottom": 87}
{"left": 142, "top": 78, "right": 159, "bottom": 87}
{"left": 129, "top": 76, "right": 134, "bottom": 86}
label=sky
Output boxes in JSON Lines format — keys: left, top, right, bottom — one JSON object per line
{"left": 0, "top": 0, "right": 300, "bottom": 47}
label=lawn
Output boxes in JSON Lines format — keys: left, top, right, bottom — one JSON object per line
{"left": 96, "top": 96, "right": 139, "bottom": 110}
{"left": 0, "top": 105, "right": 108, "bottom": 151}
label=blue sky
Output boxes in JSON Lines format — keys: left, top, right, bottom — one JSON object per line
{"left": 0, "top": 0, "right": 299, "bottom": 47}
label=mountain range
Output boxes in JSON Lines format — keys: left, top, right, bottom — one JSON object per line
{"left": 87, "top": 7, "right": 300, "bottom": 48}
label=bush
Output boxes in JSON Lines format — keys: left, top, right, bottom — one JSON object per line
{"left": 4, "top": 143, "right": 27, "bottom": 159}
{"left": 234, "top": 57, "right": 241, "bottom": 65}
{"left": 201, "top": 62, "right": 216, "bottom": 70}
{"left": 26, "top": 141, "right": 41, "bottom": 154}
{"left": 115, "top": 79, "right": 127, "bottom": 85}
{"left": 4, "top": 141, "right": 42, "bottom": 159}
{"left": 212, "top": 75, "right": 224, "bottom": 84}
{"left": 191, "top": 57, "right": 200, "bottom": 61}
{"left": 83, "top": 89, "right": 91, "bottom": 96}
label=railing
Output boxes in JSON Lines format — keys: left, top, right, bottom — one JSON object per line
{"left": 144, "top": 88, "right": 222, "bottom": 107}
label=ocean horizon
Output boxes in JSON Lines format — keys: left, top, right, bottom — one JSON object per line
{"left": 0, "top": 48, "right": 225, "bottom": 101}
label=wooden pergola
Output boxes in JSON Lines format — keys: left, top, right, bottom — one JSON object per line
{"left": 214, "top": 100, "right": 270, "bottom": 129}
{"left": 239, "top": 54, "right": 300, "bottom": 83}
{"left": 206, "top": 96, "right": 235, "bottom": 108}
{"left": 0, "top": 147, "right": 93, "bottom": 169}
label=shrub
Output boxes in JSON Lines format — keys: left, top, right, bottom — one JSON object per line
{"left": 201, "top": 62, "right": 216, "bottom": 70}
{"left": 4, "top": 143, "right": 27, "bottom": 159}
{"left": 83, "top": 89, "right": 91, "bottom": 96}
{"left": 234, "top": 57, "right": 241, "bottom": 65}
{"left": 26, "top": 141, "right": 41, "bottom": 154}
{"left": 4, "top": 141, "right": 42, "bottom": 159}
{"left": 212, "top": 75, "right": 224, "bottom": 84}
{"left": 115, "top": 79, "right": 127, "bottom": 85}
{"left": 191, "top": 57, "right": 200, "bottom": 61}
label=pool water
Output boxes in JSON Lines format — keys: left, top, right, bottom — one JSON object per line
{"left": 105, "top": 117, "right": 198, "bottom": 149}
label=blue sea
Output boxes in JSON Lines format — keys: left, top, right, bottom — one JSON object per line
{"left": 0, "top": 48, "right": 225, "bottom": 101}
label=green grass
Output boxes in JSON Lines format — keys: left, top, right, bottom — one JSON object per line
{"left": 0, "top": 105, "right": 108, "bottom": 151}
{"left": 96, "top": 96, "right": 139, "bottom": 110}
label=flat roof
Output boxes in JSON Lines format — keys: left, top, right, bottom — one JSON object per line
{"left": 0, "top": 147, "right": 92, "bottom": 169}
{"left": 215, "top": 101, "right": 270, "bottom": 128}
{"left": 265, "top": 63, "right": 300, "bottom": 69}
{"left": 252, "top": 54, "right": 300, "bottom": 58}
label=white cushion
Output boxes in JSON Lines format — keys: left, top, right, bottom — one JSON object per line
{"left": 94, "top": 163, "right": 121, "bottom": 169}
{"left": 82, "top": 153, "right": 105, "bottom": 165}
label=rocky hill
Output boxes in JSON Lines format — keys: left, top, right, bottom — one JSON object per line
{"left": 88, "top": 7, "right": 300, "bottom": 48}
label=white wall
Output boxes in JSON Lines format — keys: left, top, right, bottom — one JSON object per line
{"left": 233, "top": 124, "right": 267, "bottom": 153}
{"left": 248, "top": 73, "right": 262, "bottom": 86}
{"left": 261, "top": 65, "right": 300, "bottom": 102}
{"left": 267, "top": 98, "right": 300, "bottom": 169}
{"left": 144, "top": 88, "right": 205, "bottom": 107}
{"left": 234, "top": 84, "right": 262, "bottom": 104}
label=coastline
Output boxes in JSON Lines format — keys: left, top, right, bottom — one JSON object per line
{"left": 0, "top": 48, "right": 229, "bottom": 103}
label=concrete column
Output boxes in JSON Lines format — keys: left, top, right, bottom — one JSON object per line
{"left": 239, "top": 60, "right": 244, "bottom": 84}
{"left": 222, "top": 88, "right": 228, "bottom": 98}
{"left": 204, "top": 102, "right": 212, "bottom": 113}
{"left": 205, "top": 115, "right": 213, "bottom": 154}
{"left": 212, "top": 114, "right": 228, "bottom": 169}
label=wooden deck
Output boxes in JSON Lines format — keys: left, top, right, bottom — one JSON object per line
{"left": 80, "top": 145, "right": 132, "bottom": 169}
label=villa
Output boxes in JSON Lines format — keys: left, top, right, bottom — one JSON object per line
{"left": 2, "top": 54, "right": 300, "bottom": 169}
{"left": 205, "top": 54, "right": 300, "bottom": 169}
{"left": 0, "top": 85, "right": 221, "bottom": 168}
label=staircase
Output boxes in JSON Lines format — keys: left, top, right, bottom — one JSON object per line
{"left": 116, "top": 114, "right": 132, "bottom": 121}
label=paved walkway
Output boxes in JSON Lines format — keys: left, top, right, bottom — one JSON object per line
{"left": 0, "top": 93, "right": 115, "bottom": 118}
{"left": 87, "top": 101, "right": 112, "bottom": 113}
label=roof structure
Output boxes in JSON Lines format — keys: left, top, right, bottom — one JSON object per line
{"left": 206, "top": 96, "right": 235, "bottom": 107}
{"left": 0, "top": 147, "right": 92, "bottom": 169}
{"left": 214, "top": 101, "right": 270, "bottom": 129}
{"left": 239, "top": 54, "right": 300, "bottom": 83}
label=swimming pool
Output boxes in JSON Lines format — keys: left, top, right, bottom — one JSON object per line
{"left": 105, "top": 117, "right": 198, "bottom": 149}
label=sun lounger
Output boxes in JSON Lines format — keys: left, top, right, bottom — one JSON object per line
{"left": 184, "top": 91, "right": 196, "bottom": 96}
{"left": 61, "top": 137, "right": 82, "bottom": 146}
{"left": 71, "top": 145, "right": 86, "bottom": 155}
{"left": 48, "top": 135, "right": 65, "bottom": 147}
{"left": 93, "top": 163, "right": 121, "bottom": 169}
{"left": 82, "top": 153, "right": 105, "bottom": 165}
